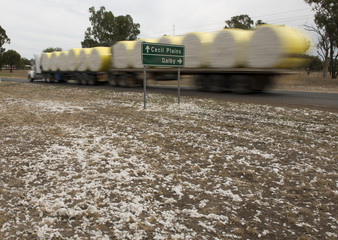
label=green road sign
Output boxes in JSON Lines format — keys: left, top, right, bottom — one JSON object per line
{"left": 142, "top": 42, "right": 184, "bottom": 67}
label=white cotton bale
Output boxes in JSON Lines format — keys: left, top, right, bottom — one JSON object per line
{"left": 68, "top": 48, "right": 82, "bottom": 71}
{"left": 41, "top": 52, "right": 52, "bottom": 71}
{"left": 58, "top": 51, "right": 69, "bottom": 71}
{"left": 112, "top": 41, "right": 136, "bottom": 69}
{"left": 157, "top": 36, "right": 183, "bottom": 45}
{"left": 131, "top": 39, "right": 157, "bottom": 68}
{"left": 88, "top": 47, "right": 111, "bottom": 72}
{"left": 211, "top": 29, "right": 253, "bottom": 68}
{"left": 50, "top": 52, "right": 61, "bottom": 71}
{"left": 77, "top": 48, "right": 92, "bottom": 71}
{"left": 181, "top": 32, "right": 215, "bottom": 68}
{"left": 247, "top": 25, "right": 309, "bottom": 68}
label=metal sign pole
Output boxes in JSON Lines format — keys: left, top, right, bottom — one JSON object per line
{"left": 178, "top": 68, "right": 181, "bottom": 104}
{"left": 143, "top": 66, "right": 147, "bottom": 109}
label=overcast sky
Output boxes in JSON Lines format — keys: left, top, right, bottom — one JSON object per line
{"left": 1, "top": 0, "right": 317, "bottom": 59}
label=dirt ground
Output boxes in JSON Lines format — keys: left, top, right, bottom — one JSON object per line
{"left": 0, "top": 81, "right": 337, "bottom": 239}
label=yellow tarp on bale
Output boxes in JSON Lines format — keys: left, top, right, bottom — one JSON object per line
{"left": 157, "top": 36, "right": 183, "bottom": 45}
{"left": 50, "top": 52, "right": 61, "bottom": 71}
{"left": 77, "top": 48, "right": 92, "bottom": 71}
{"left": 248, "top": 25, "right": 309, "bottom": 68}
{"left": 112, "top": 41, "right": 136, "bottom": 69}
{"left": 211, "top": 29, "right": 253, "bottom": 68}
{"left": 41, "top": 52, "right": 52, "bottom": 71}
{"left": 88, "top": 47, "right": 111, "bottom": 72}
{"left": 68, "top": 48, "right": 82, "bottom": 71}
{"left": 181, "top": 32, "right": 215, "bottom": 68}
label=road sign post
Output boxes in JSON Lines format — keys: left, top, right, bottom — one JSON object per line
{"left": 142, "top": 42, "right": 185, "bottom": 109}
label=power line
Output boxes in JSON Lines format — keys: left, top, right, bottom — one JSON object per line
{"left": 251, "top": 8, "right": 311, "bottom": 19}
{"left": 148, "top": 8, "right": 314, "bottom": 36}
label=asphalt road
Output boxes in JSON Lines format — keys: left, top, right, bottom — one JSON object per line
{"left": 2, "top": 78, "right": 338, "bottom": 113}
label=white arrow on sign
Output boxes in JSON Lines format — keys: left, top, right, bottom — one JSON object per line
{"left": 177, "top": 58, "right": 183, "bottom": 64}
{"left": 145, "top": 45, "right": 150, "bottom": 53}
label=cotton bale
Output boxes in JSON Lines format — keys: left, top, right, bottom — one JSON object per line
{"left": 77, "top": 48, "right": 92, "bottom": 71}
{"left": 112, "top": 41, "right": 136, "bottom": 69}
{"left": 131, "top": 39, "right": 157, "bottom": 68}
{"left": 247, "top": 25, "right": 309, "bottom": 68}
{"left": 41, "top": 52, "right": 52, "bottom": 71}
{"left": 88, "top": 47, "right": 111, "bottom": 72}
{"left": 58, "top": 51, "right": 69, "bottom": 71}
{"left": 68, "top": 48, "right": 82, "bottom": 71}
{"left": 181, "top": 32, "right": 215, "bottom": 68}
{"left": 50, "top": 52, "right": 61, "bottom": 71}
{"left": 157, "top": 36, "right": 183, "bottom": 45}
{"left": 211, "top": 29, "right": 253, "bottom": 68}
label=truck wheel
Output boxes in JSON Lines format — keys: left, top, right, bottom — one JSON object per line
{"left": 28, "top": 75, "right": 34, "bottom": 82}
{"left": 87, "top": 75, "right": 97, "bottom": 86}
{"left": 117, "top": 75, "right": 136, "bottom": 88}
{"left": 108, "top": 75, "right": 118, "bottom": 87}
{"left": 204, "top": 75, "right": 224, "bottom": 92}
{"left": 194, "top": 74, "right": 207, "bottom": 91}
{"left": 231, "top": 75, "right": 253, "bottom": 94}
{"left": 79, "top": 73, "right": 88, "bottom": 85}
{"left": 252, "top": 75, "right": 274, "bottom": 92}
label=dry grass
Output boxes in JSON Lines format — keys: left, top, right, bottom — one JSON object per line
{"left": 0, "top": 69, "right": 28, "bottom": 79}
{"left": 0, "top": 82, "right": 337, "bottom": 240}
{"left": 271, "top": 71, "right": 338, "bottom": 93}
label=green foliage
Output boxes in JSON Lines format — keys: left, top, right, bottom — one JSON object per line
{"left": 81, "top": 6, "right": 140, "bottom": 48}
{"left": 255, "top": 20, "right": 267, "bottom": 26}
{"left": 19, "top": 57, "right": 32, "bottom": 68}
{"left": 1, "top": 50, "right": 21, "bottom": 70}
{"left": 305, "top": 0, "right": 338, "bottom": 78}
{"left": 225, "top": 14, "right": 254, "bottom": 29}
{"left": 224, "top": 14, "right": 266, "bottom": 29}
{"left": 0, "top": 25, "right": 11, "bottom": 56}
{"left": 43, "top": 47, "right": 62, "bottom": 53}
{"left": 305, "top": 0, "right": 337, "bottom": 46}
{"left": 305, "top": 55, "right": 323, "bottom": 74}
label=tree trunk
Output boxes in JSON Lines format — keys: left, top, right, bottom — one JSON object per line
{"left": 330, "top": 40, "right": 336, "bottom": 79}
{"left": 322, "top": 56, "right": 329, "bottom": 78}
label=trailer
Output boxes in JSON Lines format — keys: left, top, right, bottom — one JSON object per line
{"left": 28, "top": 26, "right": 308, "bottom": 92}
{"left": 28, "top": 54, "right": 281, "bottom": 93}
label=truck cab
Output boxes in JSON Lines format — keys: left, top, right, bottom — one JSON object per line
{"left": 28, "top": 55, "right": 42, "bottom": 82}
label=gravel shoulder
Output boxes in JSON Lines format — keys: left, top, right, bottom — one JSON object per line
{"left": 0, "top": 82, "right": 337, "bottom": 240}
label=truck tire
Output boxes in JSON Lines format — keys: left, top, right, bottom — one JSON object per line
{"left": 117, "top": 75, "right": 136, "bottom": 88}
{"left": 28, "top": 75, "right": 34, "bottom": 82}
{"left": 79, "top": 73, "right": 88, "bottom": 85}
{"left": 87, "top": 75, "right": 97, "bottom": 86}
{"left": 231, "top": 75, "right": 253, "bottom": 94}
{"left": 204, "top": 75, "right": 224, "bottom": 92}
{"left": 108, "top": 74, "right": 118, "bottom": 87}
{"left": 194, "top": 74, "right": 207, "bottom": 91}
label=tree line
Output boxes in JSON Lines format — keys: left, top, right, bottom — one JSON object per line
{"left": 0, "top": 1, "right": 336, "bottom": 78}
